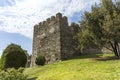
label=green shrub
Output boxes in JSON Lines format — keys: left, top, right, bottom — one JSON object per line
{"left": 0, "top": 58, "right": 2, "bottom": 69}
{"left": 0, "top": 43, "right": 27, "bottom": 69}
{"left": 35, "top": 55, "right": 46, "bottom": 66}
{"left": 0, "top": 68, "right": 27, "bottom": 80}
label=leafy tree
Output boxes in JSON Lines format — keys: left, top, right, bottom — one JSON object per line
{"left": 77, "top": 0, "right": 120, "bottom": 58}
{"left": 0, "top": 43, "right": 27, "bottom": 69}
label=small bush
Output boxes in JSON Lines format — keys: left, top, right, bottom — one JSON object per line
{"left": 35, "top": 55, "right": 46, "bottom": 66}
{"left": 0, "top": 68, "right": 27, "bottom": 80}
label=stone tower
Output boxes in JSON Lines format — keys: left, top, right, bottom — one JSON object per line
{"left": 30, "top": 13, "right": 79, "bottom": 67}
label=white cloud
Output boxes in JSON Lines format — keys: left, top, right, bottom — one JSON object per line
{"left": 0, "top": 0, "right": 100, "bottom": 38}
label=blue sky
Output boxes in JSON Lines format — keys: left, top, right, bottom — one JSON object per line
{"left": 0, "top": 30, "right": 32, "bottom": 55}
{"left": 0, "top": 0, "right": 101, "bottom": 56}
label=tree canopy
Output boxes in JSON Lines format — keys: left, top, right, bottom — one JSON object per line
{"left": 77, "top": 0, "right": 120, "bottom": 58}
{"left": 0, "top": 43, "right": 27, "bottom": 69}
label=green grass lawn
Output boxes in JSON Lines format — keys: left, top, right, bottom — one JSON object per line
{"left": 24, "top": 53, "right": 120, "bottom": 80}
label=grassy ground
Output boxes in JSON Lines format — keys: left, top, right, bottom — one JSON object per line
{"left": 24, "top": 53, "right": 120, "bottom": 80}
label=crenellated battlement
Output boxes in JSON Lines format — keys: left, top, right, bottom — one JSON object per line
{"left": 35, "top": 13, "right": 69, "bottom": 28}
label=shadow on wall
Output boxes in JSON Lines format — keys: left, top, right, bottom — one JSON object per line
{"left": 83, "top": 48, "right": 103, "bottom": 54}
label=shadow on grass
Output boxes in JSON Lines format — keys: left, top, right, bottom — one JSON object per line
{"left": 95, "top": 56, "right": 119, "bottom": 61}
{"left": 71, "top": 53, "right": 102, "bottom": 60}
{"left": 27, "top": 77, "right": 37, "bottom": 80}
{"left": 69, "top": 53, "right": 119, "bottom": 61}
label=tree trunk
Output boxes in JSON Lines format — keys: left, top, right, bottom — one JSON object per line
{"left": 110, "top": 41, "right": 120, "bottom": 59}
{"left": 116, "top": 42, "right": 120, "bottom": 58}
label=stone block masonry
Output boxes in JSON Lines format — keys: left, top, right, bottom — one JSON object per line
{"left": 30, "top": 13, "right": 80, "bottom": 67}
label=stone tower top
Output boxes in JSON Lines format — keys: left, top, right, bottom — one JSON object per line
{"left": 56, "top": 13, "right": 62, "bottom": 21}
{"left": 36, "top": 13, "right": 68, "bottom": 27}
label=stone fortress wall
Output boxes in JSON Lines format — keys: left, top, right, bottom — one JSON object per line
{"left": 30, "top": 13, "right": 80, "bottom": 67}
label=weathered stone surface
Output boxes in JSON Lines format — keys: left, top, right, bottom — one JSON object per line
{"left": 30, "top": 13, "right": 80, "bottom": 67}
